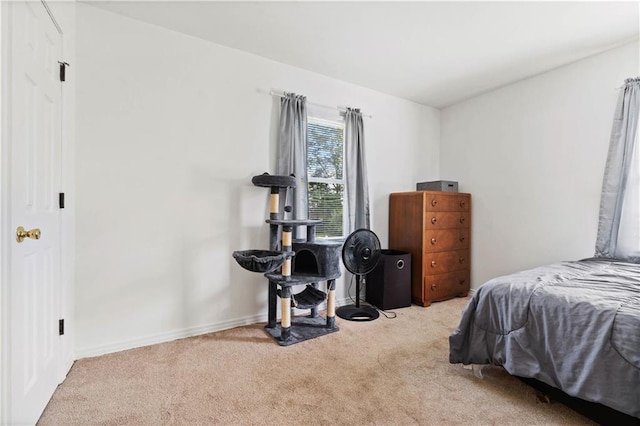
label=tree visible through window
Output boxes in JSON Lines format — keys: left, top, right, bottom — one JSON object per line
{"left": 307, "top": 117, "right": 345, "bottom": 238}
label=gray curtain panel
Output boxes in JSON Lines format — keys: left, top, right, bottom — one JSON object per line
{"left": 345, "top": 108, "right": 370, "bottom": 232}
{"left": 276, "top": 92, "right": 308, "bottom": 238}
{"left": 595, "top": 77, "right": 640, "bottom": 262}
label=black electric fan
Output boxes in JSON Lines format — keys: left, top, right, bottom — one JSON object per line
{"left": 336, "top": 228, "right": 382, "bottom": 321}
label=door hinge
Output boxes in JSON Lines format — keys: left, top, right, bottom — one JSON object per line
{"left": 59, "top": 319, "right": 64, "bottom": 336}
{"left": 58, "top": 61, "right": 69, "bottom": 82}
{"left": 59, "top": 192, "right": 65, "bottom": 209}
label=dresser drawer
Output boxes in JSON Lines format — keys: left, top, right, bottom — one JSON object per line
{"left": 425, "top": 211, "right": 470, "bottom": 229}
{"left": 424, "top": 193, "right": 470, "bottom": 212}
{"left": 424, "top": 270, "right": 470, "bottom": 301}
{"left": 424, "top": 229, "right": 470, "bottom": 252}
{"left": 423, "top": 249, "right": 469, "bottom": 274}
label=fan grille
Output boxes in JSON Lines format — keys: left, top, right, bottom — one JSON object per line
{"left": 342, "top": 229, "right": 381, "bottom": 275}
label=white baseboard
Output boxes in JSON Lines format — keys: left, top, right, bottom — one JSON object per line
{"left": 74, "top": 295, "right": 475, "bottom": 360}
{"left": 75, "top": 298, "right": 354, "bottom": 360}
{"left": 75, "top": 313, "right": 266, "bottom": 359}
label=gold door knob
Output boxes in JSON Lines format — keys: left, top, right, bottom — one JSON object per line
{"left": 16, "top": 226, "right": 41, "bottom": 243}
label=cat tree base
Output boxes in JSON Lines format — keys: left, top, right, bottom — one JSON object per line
{"left": 265, "top": 315, "right": 339, "bottom": 346}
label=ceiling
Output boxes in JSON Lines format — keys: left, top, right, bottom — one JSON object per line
{"left": 87, "top": 1, "right": 639, "bottom": 108}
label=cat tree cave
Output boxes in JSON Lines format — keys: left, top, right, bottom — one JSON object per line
{"left": 233, "top": 173, "right": 342, "bottom": 346}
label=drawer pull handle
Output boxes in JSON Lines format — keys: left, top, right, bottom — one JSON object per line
{"left": 431, "top": 238, "right": 437, "bottom": 245}
{"left": 459, "top": 279, "right": 466, "bottom": 285}
{"left": 431, "top": 261, "right": 437, "bottom": 268}
{"left": 431, "top": 199, "right": 438, "bottom": 207}
{"left": 459, "top": 236, "right": 465, "bottom": 242}
{"left": 431, "top": 217, "right": 437, "bottom": 224}
{"left": 460, "top": 200, "right": 466, "bottom": 208}
{"left": 459, "top": 257, "right": 465, "bottom": 264}
{"left": 431, "top": 284, "right": 437, "bottom": 291}
{"left": 460, "top": 217, "right": 465, "bottom": 224}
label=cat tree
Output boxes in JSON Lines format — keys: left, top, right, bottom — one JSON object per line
{"left": 233, "top": 173, "right": 342, "bottom": 346}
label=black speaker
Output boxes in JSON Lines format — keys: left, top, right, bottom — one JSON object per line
{"left": 365, "top": 250, "right": 411, "bottom": 310}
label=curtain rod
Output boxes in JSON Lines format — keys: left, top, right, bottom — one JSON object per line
{"left": 615, "top": 77, "right": 640, "bottom": 89}
{"left": 263, "top": 89, "right": 373, "bottom": 119}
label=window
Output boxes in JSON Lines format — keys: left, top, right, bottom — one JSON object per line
{"left": 307, "top": 116, "right": 345, "bottom": 238}
{"left": 617, "top": 138, "right": 640, "bottom": 256}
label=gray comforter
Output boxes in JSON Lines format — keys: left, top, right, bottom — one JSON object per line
{"left": 449, "top": 258, "right": 640, "bottom": 418}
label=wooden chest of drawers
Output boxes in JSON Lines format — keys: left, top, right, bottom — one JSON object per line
{"left": 389, "top": 191, "right": 471, "bottom": 307}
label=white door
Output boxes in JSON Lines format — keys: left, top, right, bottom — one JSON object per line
{"left": 9, "top": 1, "right": 63, "bottom": 424}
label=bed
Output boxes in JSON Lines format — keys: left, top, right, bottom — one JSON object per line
{"left": 449, "top": 258, "right": 640, "bottom": 419}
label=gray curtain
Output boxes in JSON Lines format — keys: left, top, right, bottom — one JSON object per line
{"left": 595, "top": 77, "right": 640, "bottom": 261}
{"left": 345, "top": 108, "right": 370, "bottom": 232}
{"left": 276, "top": 93, "right": 308, "bottom": 238}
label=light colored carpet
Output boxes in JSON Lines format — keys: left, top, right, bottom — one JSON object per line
{"left": 38, "top": 297, "right": 594, "bottom": 425}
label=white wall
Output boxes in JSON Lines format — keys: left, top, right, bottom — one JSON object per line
{"left": 75, "top": 4, "right": 439, "bottom": 357}
{"left": 441, "top": 41, "right": 639, "bottom": 290}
